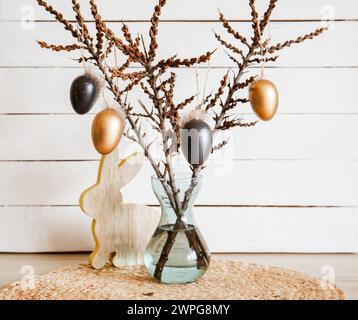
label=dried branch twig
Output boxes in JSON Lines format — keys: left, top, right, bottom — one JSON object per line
{"left": 37, "top": 41, "right": 82, "bottom": 52}
{"left": 268, "top": 27, "right": 328, "bottom": 54}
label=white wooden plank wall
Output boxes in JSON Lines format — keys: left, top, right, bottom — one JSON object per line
{"left": 0, "top": 0, "right": 357, "bottom": 252}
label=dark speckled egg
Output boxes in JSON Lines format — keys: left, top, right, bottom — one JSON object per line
{"left": 70, "top": 74, "right": 100, "bottom": 114}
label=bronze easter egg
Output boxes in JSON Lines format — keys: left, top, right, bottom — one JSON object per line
{"left": 91, "top": 109, "right": 125, "bottom": 155}
{"left": 249, "top": 79, "right": 279, "bottom": 121}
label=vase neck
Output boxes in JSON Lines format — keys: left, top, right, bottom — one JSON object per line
{"left": 158, "top": 200, "right": 194, "bottom": 228}
{"left": 151, "top": 175, "right": 202, "bottom": 228}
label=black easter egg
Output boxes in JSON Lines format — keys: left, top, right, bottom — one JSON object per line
{"left": 70, "top": 75, "right": 99, "bottom": 114}
{"left": 181, "top": 119, "right": 213, "bottom": 166}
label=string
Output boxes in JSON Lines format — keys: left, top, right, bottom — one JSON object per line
{"left": 112, "top": 44, "right": 122, "bottom": 113}
{"left": 79, "top": 46, "right": 86, "bottom": 71}
{"left": 194, "top": 64, "right": 200, "bottom": 110}
{"left": 201, "top": 61, "right": 211, "bottom": 110}
{"left": 75, "top": 24, "right": 86, "bottom": 72}
{"left": 111, "top": 43, "right": 128, "bottom": 123}
{"left": 101, "top": 40, "right": 121, "bottom": 162}
{"left": 101, "top": 39, "right": 110, "bottom": 110}
{"left": 193, "top": 61, "right": 210, "bottom": 113}
{"left": 256, "top": 18, "right": 272, "bottom": 79}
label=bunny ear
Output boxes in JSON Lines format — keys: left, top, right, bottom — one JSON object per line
{"left": 117, "top": 152, "right": 145, "bottom": 189}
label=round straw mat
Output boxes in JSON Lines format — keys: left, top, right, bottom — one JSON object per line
{"left": 0, "top": 260, "right": 344, "bottom": 300}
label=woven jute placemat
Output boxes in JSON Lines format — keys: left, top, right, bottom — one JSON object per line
{"left": 0, "top": 260, "right": 344, "bottom": 300}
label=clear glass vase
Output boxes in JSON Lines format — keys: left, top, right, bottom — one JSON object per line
{"left": 144, "top": 174, "right": 210, "bottom": 284}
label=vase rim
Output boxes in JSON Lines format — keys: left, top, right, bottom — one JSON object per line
{"left": 151, "top": 173, "right": 202, "bottom": 182}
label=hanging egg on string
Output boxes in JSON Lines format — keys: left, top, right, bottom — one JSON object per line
{"left": 181, "top": 118, "right": 213, "bottom": 167}
{"left": 249, "top": 79, "right": 279, "bottom": 121}
{"left": 70, "top": 74, "right": 101, "bottom": 114}
{"left": 91, "top": 108, "right": 125, "bottom": 155}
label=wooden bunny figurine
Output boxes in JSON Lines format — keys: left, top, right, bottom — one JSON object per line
{"left": 79, "top": 149, "right": 160, "bottom": 269}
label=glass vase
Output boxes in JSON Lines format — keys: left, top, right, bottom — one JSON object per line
{"left": 144, "top": 174, "right": 210, "bottom": 284}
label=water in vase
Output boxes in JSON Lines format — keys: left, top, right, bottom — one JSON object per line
{"left": 145, "top": 224, "right": 209, "bottom": 284}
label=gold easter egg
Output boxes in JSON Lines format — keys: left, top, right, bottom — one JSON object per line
{"left": 249, "top": 79, "right": 279, "bottom": 121}
{"left": 91, "top": 108, "right": 125, "bottom": 155}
